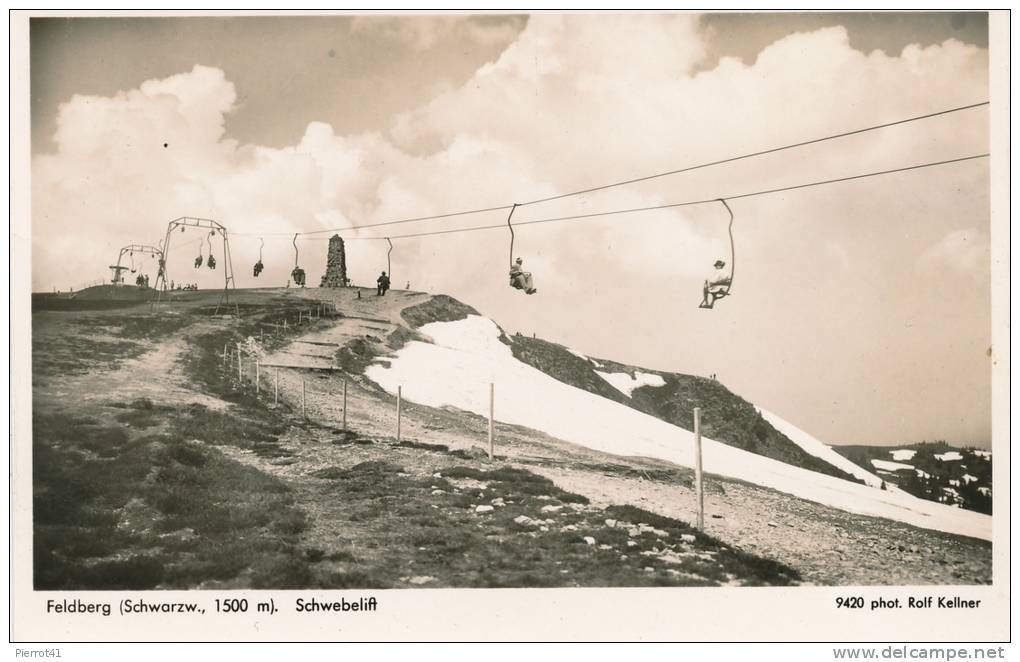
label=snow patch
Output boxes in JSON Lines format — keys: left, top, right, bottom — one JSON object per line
{"left": 566, "top": 347, "right": 590, "bottom": 361}
{"left": 365, "top": 316, "right": 990, "bottom": 541}
{"left": 890, "top": 449, "right": 917, "bottom": 462}
{"left": 935, "top": 451, "right": 963, "bottom": 462}
{"left": 871, "top": 459, "right": 916, "bottom": 472}
{"left": 962, "top": 474, "right": 978, "bottom": 484}
{"left": 595, "top": 370, "right": 666, "bottom": 397}
{"left": 757, "top": 409, "right": 886, "bottom": 489}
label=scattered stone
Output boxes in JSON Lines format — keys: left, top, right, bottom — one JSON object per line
{"left": 539, "top": 526, "right": 549, "bottom": 532}
{"left": 680, "top": 534, "right": 696, "bottom": 544}
{"left": 540, "top": 505, "right": 563, "bottom": 513}
{"left": 560, "top": 524, "right": 578, "bottom": 532}
{"left": 475, "top": 505, "right": 494, "bottom": 513}
{"left": 491, "top": 497, "right": 505, "bottom": 507}
{"left": 627, "top": 528, "right": 640, "bottom": 538}
{"left": 644, "top": 567, "right": 655, "bottom": 573}
{"left": 605, "top": 519, "right": 618, "bottom": 528}
{"left": 619, "top": 555, "right": 628, "bottom": 560}
{"left": 536, "top": 495, "right": 552, "bottom": 500}
{"left": 626, "top": 540, "right": 638, "bottom": 547}
{"left": 598, "top": 544, "right": 613, "bottom": 551}
{"left": 513, "top": 515, "right": 533, "bottom": 526}
{"left": 431, "top": 489, "right": 444, "bottom": 495}
{"left": 583, "top": 536, "right": 596, "bottom": 546}
{"left": 408, "top": 575, "right": 434, "bottom": 585}
{"left": 767, "top": 521, "right": 779, "bottom": 528}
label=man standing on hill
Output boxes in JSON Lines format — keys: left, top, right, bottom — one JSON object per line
{"left": 377, "top": 271, "right": 391, "bottom": 296}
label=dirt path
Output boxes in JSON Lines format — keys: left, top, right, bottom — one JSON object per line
{"left": 31, "top": 290, "right": 991, "bottom": 586}
{"left": 256, "top": 295, "right": 990, "bottom": 586}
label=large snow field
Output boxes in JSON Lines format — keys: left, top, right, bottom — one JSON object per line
{"left": 756, "top": 409, "right": 886, "bottom": 489}
{"left": 364, "top": 316, "right": 991, "bottom": 541}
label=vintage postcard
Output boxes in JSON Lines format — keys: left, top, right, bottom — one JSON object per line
{"left": 9, "top": 9, "right": 1011, "bottom": 649}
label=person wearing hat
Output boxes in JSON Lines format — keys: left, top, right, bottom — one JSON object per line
{"left": 376, "top": 270, "right": 391, "bottom": 296}
{"left": 700, "top": 259, "right": 732, "bottom": 309}
{"left": 509, "top": 257, "right": 536, "bottom": 295}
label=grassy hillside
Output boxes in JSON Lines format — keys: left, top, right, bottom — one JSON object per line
{"left": 833, "top": 443, "right": 992, "bottom": 515}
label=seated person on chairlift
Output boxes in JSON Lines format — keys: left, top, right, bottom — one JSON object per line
{"left": 700, "top": 260, "right": 731, "bottom": 309}
{"left": 207, "top": 254, "right": 216, "bottom": 269}
{"left": 194, "top": 255, "right": 203, "bottom": 269}
{"left": 509, "top": 257, "right": 536, "bottom": 295}
{"left": 376, "top": 271, "right": 390, "bottom": 296}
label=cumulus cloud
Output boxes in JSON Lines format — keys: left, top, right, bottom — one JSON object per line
{"left": 33, "top": 16, "right": 988, "bottom": 303}
{"left": 349, "top": 15, "right": 524, "bottom": 51}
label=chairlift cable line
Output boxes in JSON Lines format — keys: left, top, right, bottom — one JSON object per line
{"left": 228, "top": 101, "right": 988, "bottom": 239}
{"left": 518, "top": 101, "right": 990, "bottom": 207}
{"left": 364, "top": 153, "right": 989, "bottom": 241}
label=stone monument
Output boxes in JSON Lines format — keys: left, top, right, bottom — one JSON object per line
{"left": 319, "top": 234, "right": 349, "bottom": 287}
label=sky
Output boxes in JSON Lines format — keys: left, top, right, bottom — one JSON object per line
{"left": 28, "top": 12, "right": 991, "bottom": 447}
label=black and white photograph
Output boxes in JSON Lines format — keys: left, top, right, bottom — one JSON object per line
{"left": 9, "top": 8, "right": 1010, "bottom": 647}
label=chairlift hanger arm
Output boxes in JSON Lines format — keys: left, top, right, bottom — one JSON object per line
{"left": 506, "top": 203, "right": 518, "bottom": 269}
{"left": 718, "top": 198, "right": 735, "bottom": 292}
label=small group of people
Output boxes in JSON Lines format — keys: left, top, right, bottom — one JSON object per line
{"left": 168, "top": 281, "right": 199, "bottom": 291}
{"left": 134, "top": 274, "right": 150, "bottom": 288}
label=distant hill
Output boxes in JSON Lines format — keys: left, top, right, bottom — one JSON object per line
{"left": 32, "top": 285, "right": 152, "bottom": 311}
{"left": 832, "top": 442, "right": 992, "bottom": 514}
{"left": 500, "top": 333, "right": 865, "bottom": 485}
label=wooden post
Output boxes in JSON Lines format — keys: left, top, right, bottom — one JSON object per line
{"left": 255, "top": 360, "right": 260, "bottom": 395}
{"left": 274, "top": 369, "right": 279, "bottom": 406}
{"left": 283, "top": 318, "right": 288, "bottom": 331}
{"left": 342, "top": 378, "right": 348, "bottom": 430}
{"left": 222, "top": 343, "right": 228, "bottom": 364}
{"left": 237, "top": 347, "right": 242, "bottom": 382}
{"left": 488, "top": 383, "right": 495, "bottom": 460}
{"left": 301, "top": 378, "right": 306, "bottom": 418}
{"left": 260, "top": 327, "right": 264, "bottom": 341}
{"left": 396, "top": 386, "right": 402, "bottom": 442}
{"left": 694, "top": 407, "right": 705, "bottom": 531}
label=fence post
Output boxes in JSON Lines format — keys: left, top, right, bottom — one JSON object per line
{"left": 255, "top": 360, "right": 260, "bottom": 395}
{"left": 299, "top": 311, "right": 303, "bottom": 324}
{"left": 237, "top": 346, "right": 242, "bottom": 383}
{"left": 302, "top": 378, "right": 307, "bottom": 418}
{"left": 396, "top": 385, "right": 402, "bottom": 442}
{"left": 274, "top": 368, "right": 279, "bottom": 406}
{"left": 694, "top": 407, "right": 705, "bottom": 530}
{"left": 488, "top": 383, "right": 494, "bottom": 461}
{"left": 342, "top": 378, "right": 348, "bottom": 431}
{"left": 284, "top": 318, "right": 288, "bottom": 332}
